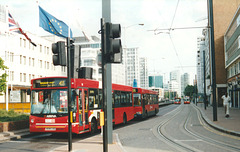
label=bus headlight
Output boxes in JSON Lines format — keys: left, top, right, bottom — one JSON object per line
{"left": 73, "top": 112, "right": 76, "bottom": 122}
{"left": 30, "top": 119, "right": 34, "bottom": 123}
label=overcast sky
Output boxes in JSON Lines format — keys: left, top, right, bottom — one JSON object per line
{"left": 2, "top": 0, "right": 208, "bottom": 83}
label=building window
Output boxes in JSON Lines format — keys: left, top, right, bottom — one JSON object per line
{"left": 40, "top": 60, "right": 42, "bottom": 68}
{"left": 44, "top": 46, "right": 46, "bottom": 54}
{"left": 20, "top": 55, "right": 22, "bottom": 64}
{"left": 23, "top": 73, "right": 26, "bottom": 82}
{"left": 84, "top": 59, "right": 94, "bottom": 66}
{"left": 20, "top": 38, "right": 22, "bottom": 47}
{"left": 10, "top": 52, "right": 14, "bottom": 62}
{"left": 32, "top": 58, "right": 35, "bottom": 67}
{"left": 29, "top": 74, "right": 31, "bottom": 82}
{"left": 20, "top": 73, "right": 22, "bottom": 82}
{"left": 29, "top": 57, "right": 31, "bottom": 66}
{"left": 44, "top": 61, "right": 46, "bottom": 69}
{"left": 23, "top": 56, "right": 26, "bottom": 65}
{"left": 10, "top": 71, "right": 14, "bottom": 81}
{"left": 23, "top": 39, "right": 26, "bottom": 48}
{"left": 40, "top": 45, "right": 42, "bottom": 53}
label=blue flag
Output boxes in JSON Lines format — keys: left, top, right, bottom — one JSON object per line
{"left": 39, "top": 6, "right": 72, "bottom": 38}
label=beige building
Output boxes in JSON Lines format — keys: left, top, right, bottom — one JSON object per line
{"left": 224, "top": 5, "right": 240, "bottom": 108}
{"left": 208, "top": 0, "right": 240, "bottom": 106}
{"left": 0, "top": 6, "right": 66, "bottom": 105}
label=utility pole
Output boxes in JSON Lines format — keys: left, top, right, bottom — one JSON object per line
{"left": 208, "top": 0, "right": 217, "bottom": 121}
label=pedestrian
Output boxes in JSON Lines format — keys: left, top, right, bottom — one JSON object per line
{"left": 221, "top": 93, "right": 231, "bottom": 118}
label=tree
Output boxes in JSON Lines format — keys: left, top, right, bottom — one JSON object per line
{"left": 184, "top": 85, "right": 195, "bottom": 97}
{"left": 0, "top": 57, "right": 8, "bottom": 94}
{"left": 164, "top": 92, "right": 169, "bottom": 99}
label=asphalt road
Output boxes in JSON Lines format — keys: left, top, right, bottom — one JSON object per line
{"left": 115, "top": 104, "right": 240, "bottom": 152}
{"left": 1, "top": 104, "right": 239, "bottom": 152}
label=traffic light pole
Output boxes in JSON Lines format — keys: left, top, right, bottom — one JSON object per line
{"left": 102, "top": 0, "right": 113, "bottom": 152}
{"left": 67, "top": 37, "right": 72, "bottom": 151}
{"left": 101, "top": 18, "right": 108, "bottom": 152}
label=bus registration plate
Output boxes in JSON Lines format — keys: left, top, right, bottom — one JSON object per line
{"left": 45, "top": 128, "right": 56, "bottom": 131}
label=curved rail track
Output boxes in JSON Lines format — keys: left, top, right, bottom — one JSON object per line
{"left": 155, "top": 104, "right": 240, "bottom": 152}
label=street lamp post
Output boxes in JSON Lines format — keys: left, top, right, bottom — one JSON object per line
{"left": 123, "top": 23, "right": 144, "bottom": 47}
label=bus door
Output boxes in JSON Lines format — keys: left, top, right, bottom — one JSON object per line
{"left": 79, "top": 88, "right": 89, "bottom": 130}
{"left": 142, "top": 94, "right": 145, "bottom": 115}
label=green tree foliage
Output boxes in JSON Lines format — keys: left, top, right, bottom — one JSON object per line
{"left": 0, "top": 57, "right": 8, "bottom": 94}
{"left": 184, "top": 85, "right": 195, "bottom": 97}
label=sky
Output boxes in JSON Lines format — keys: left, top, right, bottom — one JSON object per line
{"left": 1, "top": 0, "right": 208, "bottom": 83}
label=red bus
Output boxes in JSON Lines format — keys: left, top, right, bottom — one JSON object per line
{"left": 133, "top": 88, "right": 159, "bottom": 118}
{"left": 29, "top": 76, "right": 134, "bottom": 134}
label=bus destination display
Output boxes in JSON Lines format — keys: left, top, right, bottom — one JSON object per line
{"left": 33, "top": 78, "right": 67, "bottom": 88}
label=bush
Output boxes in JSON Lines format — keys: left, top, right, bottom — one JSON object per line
{"left": 0, "top": 109, "right": 29, "bottom": 122}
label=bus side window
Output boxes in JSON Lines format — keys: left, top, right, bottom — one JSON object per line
{"left": 79, "top": 91, "right": 82, "bottom": 110}
{"left": 114, "top": 91, "right": 120, "bottom": 107}
{"left": 150, "top": 95, "right": 152, "bottom": 104}
{"left": 89, "top": 96, "right": 94, "bottom": 109}
{"left": 84, "top": 91, "right": 88, "bottom": 110}
{"left": 145, "top": 95, "right": 148, "bottom": 105}
{"left": 142, "top": 94, "right": 145, "bottom": 105}
{"left": 112, "top": 92, "right": 114, "bottom": 108}
{"left": 120, "top": 91, "right": 126, "bottom": 106}
{"left": 129, "top": 93, "right": 132, "bottom": 105}
{"left": 126, "top": 92, "right": 129, "bottom": 106}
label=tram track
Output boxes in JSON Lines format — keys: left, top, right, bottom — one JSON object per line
{"left": 156, "top": 105, "right": 198, "bottom": 152}
{"left": 155, "top": 104, "right": 240, "bottom": 152}
{"left": 183, "top": 105, "right": 240, "bottom": 152}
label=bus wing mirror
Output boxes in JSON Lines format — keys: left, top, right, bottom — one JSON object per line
{"left": 27, "top": 89, "right": 31, "bottom": 95}
{"left": 74, "top": 89, "right": 79, "bottom": 96}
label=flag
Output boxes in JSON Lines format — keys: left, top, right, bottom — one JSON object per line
{"left": 39, "top": 6, "right": 72, "bottom": 38}
{"left": 8, "top": 12, "right": 20, "bottom": 32}
{"left": 8, "top": 11, "right": 37, "bottom": 47}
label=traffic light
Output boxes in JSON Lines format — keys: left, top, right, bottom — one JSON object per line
{"left": 105, "top": 22, "right": 122, "bottom": 63}
{"left": 52, "top": 41, "right": 66, "bottom": 66}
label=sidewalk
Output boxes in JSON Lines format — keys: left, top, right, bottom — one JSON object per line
{"left": 194, "top": 102, "right": 240, "bottom": 136}
{"left": 52, "top": 133, "right": 124, "bottom": 152}
{"left": 0, "top": 128, "right": 30, "bottom": 143}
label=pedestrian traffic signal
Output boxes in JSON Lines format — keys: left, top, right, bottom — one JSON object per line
{"left": 105, "top": 22, "right": 122, "bottom": 63}
{"left": 52, "top": 41, "right": 66, "bottom": 66}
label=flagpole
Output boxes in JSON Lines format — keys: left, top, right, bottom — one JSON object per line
{"left": 5, "top": 5, "right": 9, "bottom": 111}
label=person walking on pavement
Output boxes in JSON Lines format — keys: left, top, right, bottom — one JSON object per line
{"left": 222, "top": 93, "right": 231, "bottom": 118}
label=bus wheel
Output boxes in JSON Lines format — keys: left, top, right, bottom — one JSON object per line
{"left": 123, "top": 113, "right": 127, "bottom": 124}
{"left": 91, "top": 118, "right": 97, "bottom": 134}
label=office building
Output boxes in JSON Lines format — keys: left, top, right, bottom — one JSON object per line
{"left": 224, "top": 5, "right": 240, "bottom": 108}
{"left": 181, "top": 73, "right": 190, "bottom": 96}
{"left": 139, "top": 57, "right": 148, "bottom": 89}
{"left": 124, "top": 47, "right": 140, "bottom": 87}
